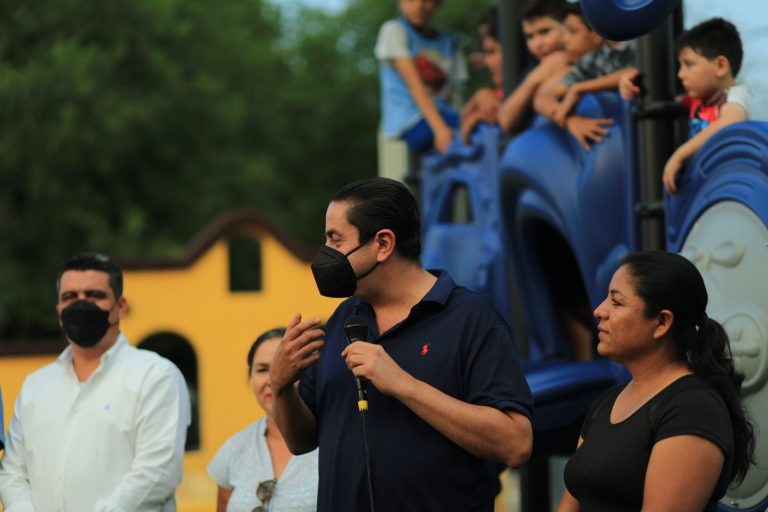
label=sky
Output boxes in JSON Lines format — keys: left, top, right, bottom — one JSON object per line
{"left": 273, "top": 0, "right": 348, "bottom": 13}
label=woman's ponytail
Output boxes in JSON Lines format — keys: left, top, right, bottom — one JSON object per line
{"left": 688, "top": 316, "right": 755, "bottom": 484}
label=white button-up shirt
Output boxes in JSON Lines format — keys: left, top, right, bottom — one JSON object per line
{"left": 0, "top": 334, "right": 191, "bottom": 512}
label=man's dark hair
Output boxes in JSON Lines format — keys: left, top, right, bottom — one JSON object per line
{"left": 56, "top": 252, "right": 123, "bottom": 299}
{"left": 676, "top": 18, "right": 743, "bottom": 77}
{"left": 332, "top": 177, "right": 421, "bottom": 261}
{"left": 522, "top": 0, "right": 569, "bottom": 23}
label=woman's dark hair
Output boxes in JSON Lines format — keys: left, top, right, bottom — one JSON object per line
{"left": 478, "top": 6, "right": 499, "bottom": 42}
{"left": 247, "top": 327, "right": 286, "bottom": 374}
{"left": 621, "top": 251, "right": 755, "bottom": 484}
{"left": 332, "top": 177, "right": 421, "bottom": 261}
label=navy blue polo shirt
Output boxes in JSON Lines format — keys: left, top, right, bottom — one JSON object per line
{"left": 299, "top": 270, "right": 533, "bottom": 512}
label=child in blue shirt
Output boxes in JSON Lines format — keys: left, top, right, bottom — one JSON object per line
{"left": 620, "top": 18, "right": 751, "bottom": 194}
{"left": 375, "top": 0, "right": 467, "bottom": 154}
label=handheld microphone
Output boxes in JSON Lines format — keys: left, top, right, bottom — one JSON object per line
{"left": 344, "top": 315, "right": 376, "bottom": 512}
{"left": 344, "top": 315, "right": 369, "bottom": 412}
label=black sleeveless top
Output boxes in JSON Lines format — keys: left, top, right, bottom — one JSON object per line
{"left": 564, "top": 374, "right": 734, "bottom": 511}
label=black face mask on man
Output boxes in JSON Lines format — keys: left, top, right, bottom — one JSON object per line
{"left": 60, "top": 300, "right": 114, "bottom": 348}
{"left": 311, "top": 240, "right": 379, "bottom": 298}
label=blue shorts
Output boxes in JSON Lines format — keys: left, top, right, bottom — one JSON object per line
{"left": 402, "top": 108, "right": 459, "bottom": 153}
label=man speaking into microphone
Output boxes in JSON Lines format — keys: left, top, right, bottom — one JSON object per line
{"left": 270, "top": 177, "right": 533, "bottom": 512}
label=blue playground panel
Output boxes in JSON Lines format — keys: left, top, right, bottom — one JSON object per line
{"left": 421, "top": 123, "right": 510, "bottom": 321}
{"left": 420, "top": 88, "right": 768, "bottom": 506}
{"left": 499, "top": 92, "right": 639, "bottom": 360}
{"left": 665, "top": 121, "right": 768, "bottom": 252}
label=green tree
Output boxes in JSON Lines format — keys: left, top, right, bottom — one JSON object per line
{"left": 0, "top": 0, "right": 290, "bottom": 337}
{"left": 0, "top": 0, "right": 492, "bottom": 340}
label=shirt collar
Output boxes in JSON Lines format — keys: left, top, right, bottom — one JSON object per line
{"left": 350, "top": 269, "right": 457, "bottom": 320}
{"left": 419, "top": 269, "right": 456, "bottom": 306}
{"left": 57, "top": 332, "right": 129, "bottom": 369}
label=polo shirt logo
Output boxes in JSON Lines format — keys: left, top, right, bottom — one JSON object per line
{"left": 420, "top": 343, "right": 431, "bottom": 356}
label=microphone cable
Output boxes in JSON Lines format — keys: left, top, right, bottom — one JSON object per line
{"left": 345, "top": 316, "right": 375, "bottom": 512}
{"left": 359, "top": 398, "right": 375, "bottom": 512}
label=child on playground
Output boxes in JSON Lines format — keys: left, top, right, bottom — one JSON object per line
{"left": 375, "top": 0, "right": 467, "bottom": 154}
{"left": 534, "top": 3, "right": 636, "bottom": 150}
{"left": 459, "top": 6, "right": 503, "bottom": 142}
{"left": 460, "top": 0, "right": 572, "bottom": 141}
{"left": 620, "top": 18, "right": 751, "bottom": 194}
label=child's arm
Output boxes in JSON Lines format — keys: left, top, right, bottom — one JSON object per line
{"left": 618, "top": 68, "right": 641, "bottom": 100}
{"left": 663, "top": 102, "right": 747, "bottom": 194}
{"left": 533, "top": 74, "right": 570, "bottom": 122}
{"left": 460, "top": 108, "right": 487, "bottom": 144}
{"left": 565, "top": 115, "right": 614, "bottom": 151}
{"left": 392, "top": 57, "right": 454, "bottom": 153}
{"left": 553, "top": 69, "right": 632, "bottom": 126}
{"left": 535, "top": 75, "right": 614, "bottom": 151}
{"left": 499, "top": 51, "right": 570, "bottom": 133}
{"left": 460, "top": 88, "right": 499, "bottom": 143}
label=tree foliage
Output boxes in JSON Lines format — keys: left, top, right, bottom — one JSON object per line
{"left": 0, "top": 0, "right": 491, "bottom": 338}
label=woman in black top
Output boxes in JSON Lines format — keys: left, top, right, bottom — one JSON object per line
{"left": 557, "top": 251, "right": 755, "bottom": 512}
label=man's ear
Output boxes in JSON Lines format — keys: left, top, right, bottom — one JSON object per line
{"left": 117, "top": 296, "right": 128, "bottom": 320}
{"left": 374, "top": 229, "right": 396, "bottom": 261}
{"left": 654, "top": 309, "right": 674, "bottom": 340}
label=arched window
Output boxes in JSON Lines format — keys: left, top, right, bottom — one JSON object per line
{"left": 138, "top": 332, "right": 200, "bottom": 451}
{"left": 228, "top": 235, "right": 263, "bottom": 292}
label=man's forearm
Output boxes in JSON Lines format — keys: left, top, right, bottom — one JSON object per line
{"left": 393, "top": 377, "right": 532, "bottom": 468}
{"left": 0, "top": 476, "right": 38, "bottom": 512}
{"left": 272, "top": 386, "right": 318, "bottom": 455}
{"left": 97, "top": 369, "right": 189, "bottom": 511}
{"left": 0, "top": 411, "right": 38, "bottom": 512}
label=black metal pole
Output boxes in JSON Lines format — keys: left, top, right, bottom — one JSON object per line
{"left": 499, "top": 3, "right": 549, "bottom": 509}
{"left": 634, "top": 7, "right": 683, "bottom": 251}
{"left": 499, "top": 0, "right": 526, "bottom": 97}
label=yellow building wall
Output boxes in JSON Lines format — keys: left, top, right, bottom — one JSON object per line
{"left": 0, "top": 226, "right": 339, "bottom": 512}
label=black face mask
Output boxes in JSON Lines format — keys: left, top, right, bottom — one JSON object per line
{"left": 60, "top": 300, "right": 113, "bottom": 347}
{"left": 311, "top": 241, "right": 379, "bottom": 298}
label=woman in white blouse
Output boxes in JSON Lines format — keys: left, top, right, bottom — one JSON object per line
{"left": 208, "top": 328, "right": 318, "bottom": 512}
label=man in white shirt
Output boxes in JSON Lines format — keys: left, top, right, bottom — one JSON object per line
{"left": 0, "top": 252, "right": 191, "bottom": 512}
